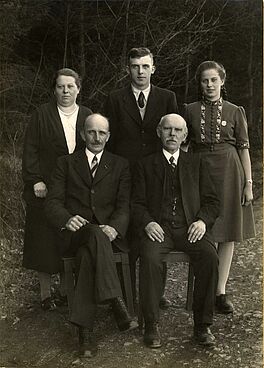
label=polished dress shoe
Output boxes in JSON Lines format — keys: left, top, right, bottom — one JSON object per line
{"left": 193, "top": 325, "right": 216, "bottom": 346}
{"left": 79, "top": 327, "right": 97, "bottom": 358}
{"left": 215, "top": 294, "right": 234, "bottom": 314}
{"left": 159, "top": 296, "right": 171, "bottom": 310}
{"left": 110, "top": 297, "right": 138, "bottom": 331}
{"left": 144, "top": 322, "right": 162, "bottom": 348}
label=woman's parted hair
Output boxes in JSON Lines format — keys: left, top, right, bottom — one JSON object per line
{"left": 195, "top": 61, "right": 227, "bottom": 100}
{"left": 52, "top": 68, "right": 81, "bottom": 89}
{"left": 195, "top": 61, "right": 226, "bottom": 83}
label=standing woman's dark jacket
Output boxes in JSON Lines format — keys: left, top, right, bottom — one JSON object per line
{"left": 22, "top": 98, "right": 92, "bottom": 273}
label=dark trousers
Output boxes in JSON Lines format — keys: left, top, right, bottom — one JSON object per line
{"left": 140, "top": 225, "right": 218, "bottom": 326}
{"left": 68, "top": 224, "right": 122, "bottom": 328}
{"left": 129, "top": 237, "right": 167, "bottom": 303}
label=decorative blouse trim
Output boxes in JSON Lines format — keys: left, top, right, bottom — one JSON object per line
{"left": 200, "top": 97, "right": 223, "bottom": 143}
{"left": 236, "top": 142, "right": 250, "bottom": 149}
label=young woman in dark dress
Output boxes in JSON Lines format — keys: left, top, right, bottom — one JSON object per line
{"left": 185, "top": 61, "right": 255, "bottom": 314}
{"left": 22, "top": 68, "right": 92, "bottom": 310}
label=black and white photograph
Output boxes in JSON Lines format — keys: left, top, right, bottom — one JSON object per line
{"left": 0, "top": 0, "right": 262, "bottom": 367}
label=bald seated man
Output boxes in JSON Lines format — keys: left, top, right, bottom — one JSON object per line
{"left": 45, "top": 113, "right": 137, "bottom": 358}
{"left": 131, "top": 114, "right": 219, "bottom": 348}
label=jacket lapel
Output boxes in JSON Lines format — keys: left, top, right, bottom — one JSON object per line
{"left": 178, "top": 149, "right": 192, "bottom": 189}
{"left": 122, "top": 86, "right": 142, "bottom": 126}
{"left": 153, "top": 151, "right": 166, "bottom": 183}
{"left": 92, "top": 151, "right": 111, "bottom": 185}
{"left": 74, "top": 150, "right": 92, "bottom": 187}
{"left": 48, "top": 99, "right": 69, "bottom": 154}
{"left": 142, "top": 85, "right": 159, "bottom": 127}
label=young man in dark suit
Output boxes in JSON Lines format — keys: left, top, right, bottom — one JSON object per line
{"left": 45, "top": 113, "right": 137, "bottom": 358}
{"left": 132, "top": 114, "right": 219, "bottom": 348}
{"left": 104, "top": 47, "right": 178, "bottom": 308}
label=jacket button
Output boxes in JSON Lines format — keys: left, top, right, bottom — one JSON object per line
{"left": 92, "top": 206, "right": 95, "bottom": 210}
{"left": 141, "top": 130, "right": 144, "bottom": 134}
{"left": 91, "top": 189, "right": 95, "bottom": 194}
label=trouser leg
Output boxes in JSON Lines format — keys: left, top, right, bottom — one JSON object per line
{"left": 129, "top": 239, "right": 167, "bottom": 304}
{"left": 128, "top": 243, "right": 138, "bottom": 303}
{"left": 69, "top": 224, "right": 122, "bottom": 328}
{"left": 170, "top": 228, "right": 218, "bottom": 326}
{"left": 139, "top": 235, "right": 174, "bottom": 323}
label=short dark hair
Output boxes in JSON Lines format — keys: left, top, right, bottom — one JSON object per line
{"left": 127, "top": 47, "right": 154, "bottom": 64}
{"left": 195, "top": 61, "right": 226, "bottom": 83}
{"left": 52, "top": 68, "right": 81, "bottom": 89}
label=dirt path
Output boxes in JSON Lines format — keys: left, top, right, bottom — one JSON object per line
{"left": 0, "top": 198, "right": 262, "bottom": 368}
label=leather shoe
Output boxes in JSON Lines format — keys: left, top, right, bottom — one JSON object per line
{"left": 79, "top": 327, "right": 97, "bottom": 358}
{"left": 215, "top": 294, "right": 234, "bottom": 314}
{"left": 110, "top": 297, "right": 138, "bottom": 331}
{"left": 40, "top": 297, "right": 57, "bottom": 311}
{"left": 144, "top": 322, "right": 162, "bottom": 348}
{"left": 193, "top": 325, "right": 216, "bottom": 346}
{"left": 159, "top": 296, "right": 171, "bottom": 310}
{"left": 53, "top": 291, "right": 68, "bottom": 307}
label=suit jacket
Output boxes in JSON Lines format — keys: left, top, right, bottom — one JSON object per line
{"left": 45, "top": 150, "right": 131, "bottom": 253}
{"left": 104, "top": 84, "right": 178, "bottom": 167}
{"left": 22, "top": 99, "right": 92, "bottom": 206}
{"left": 131, "top": 150, "right": 220, "bottom": 235}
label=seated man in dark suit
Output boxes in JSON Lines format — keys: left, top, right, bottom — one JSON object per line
{"left": 131, "top": 114, "right": 219, "bottom": 348}
{"left": 45, "top": 113, "right": 137, "bottom": 358}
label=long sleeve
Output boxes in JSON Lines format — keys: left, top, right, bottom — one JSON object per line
{"left": 22, "top": 109, "right": 44, "bottom": 186}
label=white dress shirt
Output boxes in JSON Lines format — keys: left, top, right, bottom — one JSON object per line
{"left": 85, "top": 148, "right": 104, "bottom": 169}
{"left": 162, "top": 149, "right": 180, "bottom": 165}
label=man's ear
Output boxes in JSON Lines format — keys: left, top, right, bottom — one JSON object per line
{"left": 151, "top": 65, "right": 156, "bottom": 74}
{"left": 156, "top": 127, "right": 161, "bottom": 138}
{"left": 106, "top": 132, "right": 110, "bottom": 142}
{"left": 126, "top": 65, "right": 130, "bottom": 75}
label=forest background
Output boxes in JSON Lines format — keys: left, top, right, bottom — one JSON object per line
{"left": 0, "top": 0, "right": 262, "bottom": 319}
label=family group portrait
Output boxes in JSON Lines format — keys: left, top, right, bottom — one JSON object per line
{"left": 0, "top": 0, "right": 262, "bottom": 367}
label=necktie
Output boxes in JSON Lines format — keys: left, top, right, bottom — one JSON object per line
{"left": 138, "top": 91, "right": 145, "bottom": 108}
{"left": 91, "top": 155, "right": 98, "bottom": 177}
{"left": 169, "top": 156, "right": 176, "bottom": 170}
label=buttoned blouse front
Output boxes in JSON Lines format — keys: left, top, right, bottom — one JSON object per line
{"left": 185, "top": 100, "right": 250, "bottom": 149}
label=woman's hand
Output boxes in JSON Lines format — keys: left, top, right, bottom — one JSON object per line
{"left": 33, "top": 181, "right": 48, "bottom": 198}
{"left": 242, "top": 182, "right": 253, "bottom": 206}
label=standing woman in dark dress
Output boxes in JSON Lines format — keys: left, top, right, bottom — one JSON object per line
{"left": 185, "top": 61, "right": 255, "bottom": 314}
{"left": 22, "top": 68, "right": 92, "bottom": 310}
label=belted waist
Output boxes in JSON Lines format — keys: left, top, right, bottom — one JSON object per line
{"left": 191, "top": 142, "right": 236, "bottom": 153}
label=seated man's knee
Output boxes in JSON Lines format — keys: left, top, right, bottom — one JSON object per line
{"left": 79, "top": 223, "right": 106, "bottom": 242}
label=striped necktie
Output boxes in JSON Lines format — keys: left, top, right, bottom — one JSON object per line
{"left": 91, "top": 155, "right": 98, "bottom": 177}
{"left": 169, "top": 156, "right": 176, "bottom": 170}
